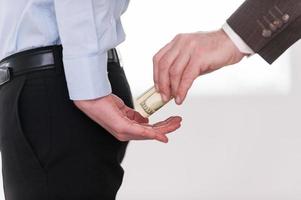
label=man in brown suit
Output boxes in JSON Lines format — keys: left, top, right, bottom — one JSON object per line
{"left": 153, "top": 0, "right": 301, "bottom": 104}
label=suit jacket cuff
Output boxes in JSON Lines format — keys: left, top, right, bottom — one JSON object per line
{"left": 227, "top": 0, "right": 301, "bottom": 64}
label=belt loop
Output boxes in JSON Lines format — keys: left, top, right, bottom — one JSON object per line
{"left": 52, "top": 45, "right": 64, "bottom": 75}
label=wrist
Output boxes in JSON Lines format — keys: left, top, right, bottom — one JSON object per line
{"left": 73, "top": 94, "right": 111, "bottom": 109}
{"left": 218, "top": 29, "right": 246, "bottom": 63}
{"left": 219, "top": 29, "right": 244, "bottom": 53}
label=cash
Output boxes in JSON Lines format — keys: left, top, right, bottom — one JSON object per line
{"left": 134, "top": 86, "right": 171, "bottom": 118}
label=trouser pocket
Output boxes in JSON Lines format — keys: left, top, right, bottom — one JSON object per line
{"left": 17, "top": 74, "right": 53, "bottom": 170}
{"left": 0, "top": 75, "right": 49, "bottom": 199}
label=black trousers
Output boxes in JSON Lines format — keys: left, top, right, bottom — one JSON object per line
{"left": 0, "top": 48, "right": 132, "bottom": 199}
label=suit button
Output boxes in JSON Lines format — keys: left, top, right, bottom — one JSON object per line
{"left": 273, "top": 20, "right": 283, "bottom": 28}
{"left": 282, "top": 14, "right": 290, "bottom": 23}
{"left": 262, "top": 29, "right": 272, "bottom": 38}
{"left": 269, "top": 23, "right": 277, "bottom": 31}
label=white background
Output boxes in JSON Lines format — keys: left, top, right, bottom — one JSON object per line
{"left": 117, "top": 0, "right": 301, "bottom": 200}
{"left": 1, "top": 0, "right": 301, "bottom": 199}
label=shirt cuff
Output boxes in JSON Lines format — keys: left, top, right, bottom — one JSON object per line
{"left": 222, "top": 23, "right": 255, "bottom": 55}
{"left": 63, "top": 51, "right": 112, "bottom": 100}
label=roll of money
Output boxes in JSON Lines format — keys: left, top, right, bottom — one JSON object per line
{"left": 134, "top": 86, "right": 172, "bottom": 118}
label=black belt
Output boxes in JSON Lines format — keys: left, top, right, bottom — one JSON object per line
{"left": 0, "top": 45, "right": 120, "bottom": 86}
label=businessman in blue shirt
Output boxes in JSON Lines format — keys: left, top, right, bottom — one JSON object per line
{"left": 0, "top": 0, "right": 181, "bottom": 199}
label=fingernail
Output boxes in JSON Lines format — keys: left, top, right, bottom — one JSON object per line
{"left": 162, "top": 94, "right": 168, "bottom": 102}
{"left": 176, "top": 96, "right": 182, "bottom": 105}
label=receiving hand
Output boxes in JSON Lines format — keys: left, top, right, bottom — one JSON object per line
{"left": 153, "top": 29, "right": 245, "bottom": 105}
{"left": 74, "top": 94, "right": 182, "bottom": 143}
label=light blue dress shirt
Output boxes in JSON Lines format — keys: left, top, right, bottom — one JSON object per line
{"left": 0, "top": 0, "right": 129, "bottom": 100}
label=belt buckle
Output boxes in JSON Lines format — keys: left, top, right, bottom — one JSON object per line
{"left": 0, "top": 64, "right": 11, "bottom": 86}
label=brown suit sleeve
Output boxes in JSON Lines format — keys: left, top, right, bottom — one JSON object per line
{"left": 227, "top": 0, "right": 301, "bottom": 64}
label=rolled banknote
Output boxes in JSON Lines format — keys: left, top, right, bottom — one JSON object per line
{"left": 135, "top": 86, "right": 172, "bottom": 118}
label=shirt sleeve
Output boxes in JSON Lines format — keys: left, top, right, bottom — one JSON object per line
{"left": 54, "top": 0, "right": 112, "bottom": 100}
{"left": 222, "top": 23, "right": 255, "bottom": 55}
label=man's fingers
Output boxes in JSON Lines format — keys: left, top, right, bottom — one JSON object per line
{"left": 157, "top": 48, "right": 179, "bottom": 101}
{"left": 155, "top": 134, "right": 169, "bottom": 143}
{"left": 114, "top": 95, "right": 149, "bottom": 124}
{"left": 125, "top": 109, "right": 148, "bottom": 123}
{"left": 153, "top": 116, "right": 180, "bottom": 127}
{"left": 153, "top": 42, "right": 173, "bottom": 91}
{"left": 132, "top": 131, "right": 169, "bottom": 143}
{"left": 122, "top": 107, "right": 149, "bottom": 123}
{"left": 169, "top": 53, "right": 190, "bottom": 98}
{"left": 132, "top": 111, "right": 149, "bottom": 123}
{"left": 122, "top": 116, "right": 182, "bottom": 143}
{"left": 88, "top": 95, "right": 176, "bottom": 144}
{"left": 112, "top": 94, "right": 181, "bottom": 143}
{"left": 120, "top": 131, "right": 168, "bottom": 143}
{"left": 124, "top": 123, "right": 169, "bottom": 143}
{"left": 153, "top": 116, "right": 182, "bottom": 134}
{"left": 176, "top": 61, "right": 200, "bottom": 104}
